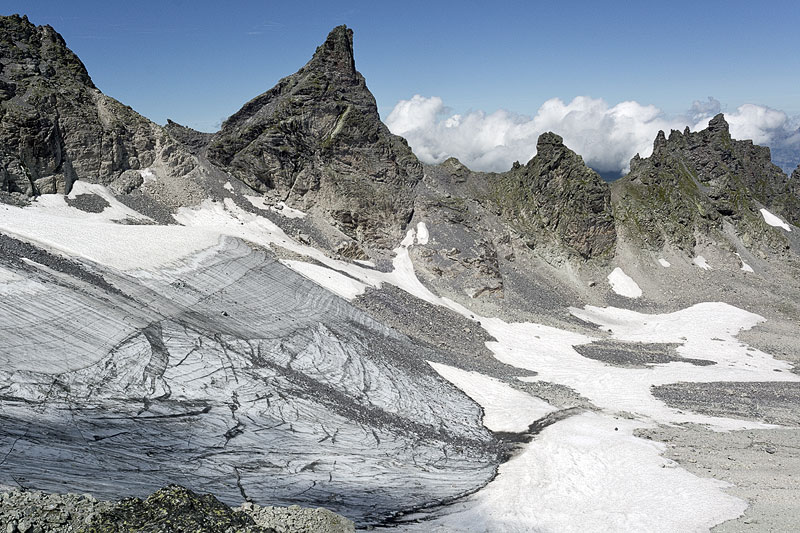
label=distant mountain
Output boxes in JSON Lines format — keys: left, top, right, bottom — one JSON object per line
{"left": 613, "top": 114, "right": 798, "bottom": 253}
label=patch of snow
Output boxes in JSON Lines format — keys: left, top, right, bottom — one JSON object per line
{"left": 427, "top": 362, "right": 555, "bottom": 432}
{"left": 607, "top": 267, "right": 642, "bottom": 298}
{"left": 416, "top": 221, "right": 429, "bottom": 245}
{"left": 244, "top": 195, "right": 271, "bottom": 211}
{"left": 282, "top": 260, "right": 368, "bottom": 300}
{"left": 658, "top": 258, "right": 670, "bottom": 267}
{"left": 760, "top": 208, "right": 791, "bottom": 231}
{"left": 735, "top": 253, "right": 754, "bottom": 273}
{"left": 401, "top": 412, "right": 746, "bottom": 533}
{"left": 273, "top": 201, "right": 307, "bottom": 219}
{"left": 223, "top": 181, "right": 234, "bottom": 192}
{"left": 0, "top": 188, "right": 215, "bottom": 271}
{"left": 244, "top": 195, "right": 307, "bottom": 218}
{"left": 400, "top": 228, "right": 416, "bottom": 247}
{"left": 140, "top": 168, "right": 156, "bottom": 183}
{"left": 693, "top": 256, "right": 712, "bottom": 270}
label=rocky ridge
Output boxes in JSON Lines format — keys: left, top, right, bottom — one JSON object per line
{"left": 0, "top": 15, "right": 197, "bottom": 199}
{"left": 612, "top": 114, "right": 797, "bottom": 253}
{"left": 490, "top": 132, "right": 616, "bottom": 260}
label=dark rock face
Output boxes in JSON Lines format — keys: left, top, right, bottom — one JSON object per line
{"left": 490, "top": 132, "right": 616, "bottom": 259}
{"left": 85, "top": 485, "right": 275, "bottom": 532}
{"left": 0, "top": 14, "right": 190, "bottom": 196}
{"left": 614, "top": 114, "right": 797, "bottom": 251}
{"left": 208, "top": 25, "right": 422, "bottom": 246}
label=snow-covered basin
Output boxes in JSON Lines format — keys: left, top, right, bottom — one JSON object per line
{"left": 167, "top": 205, "right": 796, "bottom": 530}
{"left": 3, "top": 194, "right": 797, "bottom": 531}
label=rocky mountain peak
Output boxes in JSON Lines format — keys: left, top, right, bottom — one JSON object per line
{"left": 613, "top": 114, "right": 797, "bottom": 252}
{"left": 208, "top": 26, "right": 421, "bottom": 247}
{"left": 706, "top": 112, "right": 729, "bottom": 134}
{"left": 0, "top": 14, "right": 192, "bottom": 198}
{"left": 491, "top": 132, "right": 616, "bottom": 260}
{"left": 0, "top": 14, "right": 94, "bottom": 89}
{"left": 308, "top": 25, "right": 356, "bottom": 78}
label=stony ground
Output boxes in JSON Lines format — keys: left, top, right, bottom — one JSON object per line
{"left": 0, "top": 485, "right": 355, "bottom": 533}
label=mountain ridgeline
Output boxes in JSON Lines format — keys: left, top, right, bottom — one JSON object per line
{"left": 0, "top": 14, "right": 196, "bottom": 198}
{"left": 0, "top": 14, "right": 798, "bottom": 262}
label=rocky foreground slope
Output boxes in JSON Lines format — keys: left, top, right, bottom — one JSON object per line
{"left": 1, "top": 13, "right": 800, "bottom": 533}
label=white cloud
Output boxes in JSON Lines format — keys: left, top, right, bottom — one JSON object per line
{"left": 386, "top": 95, "right": 800, "bottom": 176}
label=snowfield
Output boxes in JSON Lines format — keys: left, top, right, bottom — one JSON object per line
{"left": 2, "top": 191, "right": 797, "bottom": 532}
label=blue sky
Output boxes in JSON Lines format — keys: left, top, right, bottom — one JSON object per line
{"left": 5, "top": 1, "right": 800, "bottom": 173}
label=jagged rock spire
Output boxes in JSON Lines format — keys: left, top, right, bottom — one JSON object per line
{"left": 208, "top": 26, "right": 421, "bottom": 247}
{"left": 308, "top": 25, "right": 357, "bottom": 77}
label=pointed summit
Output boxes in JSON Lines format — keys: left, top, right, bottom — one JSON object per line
{"left": 707, "top": 113, "right": 729, "bottom": 133}
{"left": 491, "top": 133, "right": 616, "bottom": 259}
{"left": 208, "top": 26, "right": 421, "bottom": 246}
{"left": 308, "top": 25, "right": 356, "bottom": 77}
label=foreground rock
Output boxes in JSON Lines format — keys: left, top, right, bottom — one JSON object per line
{"left": 0, "top": 485, "right": 355, "bottom": 532}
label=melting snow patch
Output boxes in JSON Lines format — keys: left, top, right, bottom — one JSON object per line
{"left": 282, "top": 260, "right": 368, "bottom": 300}
{"left": 693, "top": 256, "right": 712, "bottom": 270}
{"left": 223, "top": 181, "right": 234, "bottom": 192}
{"left": 140, "top": 168, "right": 156, "bottom": 183}
{"left": 760, "top": 208, "right": 791, "bottom": 231}
{"left": 607, "top": 267, "right": 642, "bottom": 298}
{"left": 428, "top": 362, "right": 555, "bottom": 432}
{"left": 658, "top": 258, "right": 670, "bottom": 267}
{"left": 735, "top": 253, "right": 754, "bottom": 273}
{"left": 402, "top": 412, "right": 747, "bottom": 533}
{"left": 416, "top": 222, "right": 429, "bottom": 245}
{"left": 244, "top": 196, "right": 307, "bottom": 218}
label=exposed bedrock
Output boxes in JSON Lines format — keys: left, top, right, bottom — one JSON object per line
{"left": 207, "top": 26, "right": 422, "bottom": 247}
{"left": 613, "top": 114, "right": 798, "bottom": 253}
{"left": 0, "top": 15, "right": 196, "bottom": 198}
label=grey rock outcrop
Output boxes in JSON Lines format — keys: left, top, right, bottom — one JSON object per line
{"left": 613, "top": 114, "right": 797, "bottom": 251}
{"left": 0, "top": 14, "right": 193, "bottom": 197}
{"left": 207, "top": 25, "right": 422, "bottom": 246}
{"left": 490, "top": 132, "right": 616, "bottom": 259}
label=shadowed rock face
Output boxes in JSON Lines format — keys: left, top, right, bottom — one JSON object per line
{"left": 0, "top": 14, "right": 194, "bottom": 197}
{"left": 613, "top": 114, "right": 797, "bottom": 251}
{"left": 490, "top": 132, "right": 616, "bottom": 259}
{"left": 207, "top": 25, "right": 422, "bottom": 247}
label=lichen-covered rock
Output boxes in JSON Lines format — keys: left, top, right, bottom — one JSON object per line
{"left": 613, "top": 114, "right": 795, "bottom": 251}
{"left": 490, "top": 132, "right": 616, "bottom": 259}
{"left": 207, "top": 25, "right": 422, "bottom": 247}
{"left": 0, "top": 488, "right": 111, "bottom": 532}
{"left": 84, "top": 485, "right": 275, "bottom": 533}
{"left": 238, "top": 502, "right": 355, "bottom": 533}
{"left": 0, "top": 14, "right": 193, "bottom": 197}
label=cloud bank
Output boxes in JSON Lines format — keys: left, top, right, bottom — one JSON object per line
{"left": 385, "top": 95, "right": 800, "bottom": 176}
